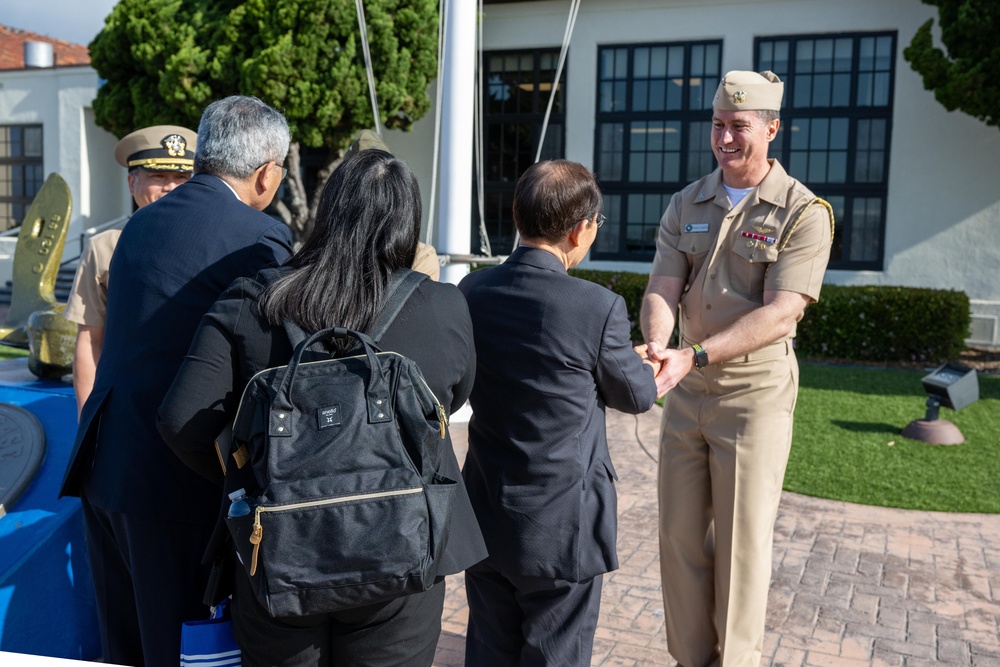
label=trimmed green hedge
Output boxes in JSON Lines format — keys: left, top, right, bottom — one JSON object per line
{"left": 568, "top": 269, "right": 650, "bottom": 342}
{"left": 566, "top": 269, "right": 971, "bottom": 362}
{"left": 795, "top": 284, "right": 970, "bottom": 362}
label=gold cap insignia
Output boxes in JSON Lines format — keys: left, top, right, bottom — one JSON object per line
{"left": 162, "top": 134, "right": 187, "bottom": 157}
{"left": 732, "top": 90, "right": 747, "bottom": 104}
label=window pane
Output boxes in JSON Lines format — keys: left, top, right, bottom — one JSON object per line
{"left": 815, "top": 39, "right": 834, "bottom": 72}
{"left": 872, "top": 72, "right": 891, "bottom": 106}
{"left": 23, "top": 127, "right": 42, "bottom": 157}
{"left": 828, "top": 151, "right": 847, "bottom": 182}
{"left": 480, "top": 50, "right": 566, "bottom": 254}
{"left": 762, "top": 33, "right": 894, "bottom": 268}
{"left": 813, "top": 74, "right": 832, "bottom": 107}
{"left": 850, "top": 197, "right": 882, "bottom": 262}
{"left": 599, "top": 81, "right": 616, "bottom": 113}
{"left": 593, "top": 41, "right": 722, "bottom": 259}
{"left": 652, "top": 47, "right": 669, "bottom": 78}
{"left": 634, "top": 48, "right": 650, "bottom": 78}
{"left": 686, "top": 121, "right": 715, "bottom": 179}
{"left": 594, "top": 194, "right": 621, "bottom": 254}
{"left": 810, "top": 118, "right": 829, "bottom": 150}
{"left": 826, "top": 195, "right": 846, "bottom": 262}
{"left": 10, "top": 127, "right": 23, "bottom": 156}
{"left": 832, "top": 73, "right": 851, "bottom": 106}
{"left": 615, "top": 49, "right": 628, "bottom": 78}
{"left": 0, "top": 124, "right": 44, "bottom": 230}
{"left": 650, "top": 79, "right": 668, "bottom": 112}
{"left": 790, "top": 119, "right": 809, "bottom": 150}
{"left": 831, "top": 118, "right": 849, "bottom": 149}
{"left": 600, "top": 49, "right": 616, "bottom": 77}
{"left": 598, "top": 123, "right": 625, "bottom": 180}
{"left": 796, "top": 40, "right": 814, "bottom": 73}
{"left": 633, "top": 81, "right": 649, "bottom": 112}
{"left": 793, "top": 74, "right": 812, "bottom": 108}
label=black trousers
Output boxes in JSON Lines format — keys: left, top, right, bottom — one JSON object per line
{"left": 231, "top": 570, "right": 445, "bottom": 667}
{"left": 465, "top": 561, "right": 604, "bottom": 667}
{"left": 81, "top": 495, "right": 214, "bottom": 667}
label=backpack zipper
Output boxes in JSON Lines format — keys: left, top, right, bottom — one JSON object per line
{"left": 248, "top": 487, "right": 423, "bottom": 576}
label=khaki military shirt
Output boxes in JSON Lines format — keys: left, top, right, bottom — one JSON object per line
{"left": 651, "top": 160, "right": 832, "bottom": 343}
{"left": 63, "top": 228, "right": 122, "bottom": 327}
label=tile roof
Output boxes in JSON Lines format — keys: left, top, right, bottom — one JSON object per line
{"left": 0, "top": 24, "right": 90, "bottom": 71}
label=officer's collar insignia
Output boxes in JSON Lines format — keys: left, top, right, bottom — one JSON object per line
{"left": 732, "top": 90, "right": 747, "bottom": 104}
{"left": 162, "top": 134, "right": 187, "bottom": 157}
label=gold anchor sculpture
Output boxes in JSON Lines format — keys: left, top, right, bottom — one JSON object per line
{"left": 0, "top": 172, "right": 77, "bottom": 379}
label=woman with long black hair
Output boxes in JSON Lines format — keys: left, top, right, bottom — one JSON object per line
{"left": 157, "top": 149, "right": 486, "bottom": 666}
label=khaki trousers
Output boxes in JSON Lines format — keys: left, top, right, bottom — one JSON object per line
{"left": 658, "top": 341, "right": 797, "bottom": 667}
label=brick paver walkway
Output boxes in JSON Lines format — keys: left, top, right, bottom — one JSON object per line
{"left": 434, "top": 406, "right": 1000, "bottom": 666}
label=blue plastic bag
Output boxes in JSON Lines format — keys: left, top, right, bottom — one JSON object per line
{"left": 180, "top": 598, "right": 241, "bottom": 667}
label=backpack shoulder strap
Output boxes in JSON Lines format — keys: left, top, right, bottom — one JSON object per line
{"left": 280, "top": 269, "right": 427, "bottom": 351}
{"left": 370, "top": 269, "right": 427, "bottom": 343}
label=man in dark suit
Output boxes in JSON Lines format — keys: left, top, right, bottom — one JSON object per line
{"left": 59, "top": 96, "right": 293, "bottom": 667}
{"left": 458, "top": 160, "right": 660, "bottom": 666}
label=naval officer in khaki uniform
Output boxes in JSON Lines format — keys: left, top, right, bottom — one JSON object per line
{"left": 64, "top": 125, "right": 196, "bottom": 416}
{"left": 641, "top": 71, "right": 833, "bottom": 667}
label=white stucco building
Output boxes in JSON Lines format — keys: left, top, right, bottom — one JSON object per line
{"left": 0, "top": 27, "right": 122, "bottom": 285}
{"left": 390, "top": 0, "right": 1000, "bottom": 347}
{"left": 2, "top": 1, "right": 998, "bottom": 346}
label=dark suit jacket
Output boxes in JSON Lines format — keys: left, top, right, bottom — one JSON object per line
{"left": 59, "top": 173, "right": 293, "bottom": 527}
{"left": 155, "top": 269, "right": 488, "bottom": 574}
{"left": 458, "top": 246, "right": 657, "bottom": 582}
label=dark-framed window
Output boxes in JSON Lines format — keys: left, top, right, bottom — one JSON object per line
{"left": 757, "top": 32, "right": 896, "bottom": 270}
{"left": 475, "top": 49, "right": 566, "bottom": 254}
{"left": 0, "top": 125, "right": 44, "bottom": 231}
{"left": 592, "top": 41, "right": 722, "bottom": 261}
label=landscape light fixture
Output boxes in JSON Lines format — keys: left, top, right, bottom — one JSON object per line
{"left": 901, "top": 362, "right": 979, "bottom": 445}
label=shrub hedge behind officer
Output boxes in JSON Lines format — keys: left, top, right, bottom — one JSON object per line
{"left": 641, "top": 71, "right": 833, "bottom": 667}
{"left": 63, "top": 125, "right": 197, "bottom": 417}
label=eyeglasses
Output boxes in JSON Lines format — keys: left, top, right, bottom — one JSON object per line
{"left": 258, "top": 161, "right": 287, "bottom": 181}
{"left": 594, "top": 213, "right": 606, "bottom": 229}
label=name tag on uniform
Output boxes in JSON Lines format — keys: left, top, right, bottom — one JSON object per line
{"left": 684, "top": 223, "right": 710, "bottom": 233}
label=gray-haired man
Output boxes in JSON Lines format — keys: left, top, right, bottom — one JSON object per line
{"left": 60, "top": 96, "right": 294, "bottom": 667}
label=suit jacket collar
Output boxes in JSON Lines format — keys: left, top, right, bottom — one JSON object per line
{"left": 189, "top": 172, "right": 241, "bottom": 200}
{"left": 506, "top": 245, "right": 568, "bottom": 274}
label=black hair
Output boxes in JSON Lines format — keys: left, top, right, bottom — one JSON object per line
{"left": 259, "top": 149, "right": 420, "bottom": 348}
{"left": 513, "top": 160, "right": 602, "bottom": 242}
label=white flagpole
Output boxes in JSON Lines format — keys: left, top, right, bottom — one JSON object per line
{"left": 437, "top": 0, "right": 476, "bottom": 285}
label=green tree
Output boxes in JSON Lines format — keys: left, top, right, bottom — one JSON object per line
{"left": 903, "top": 0, "right": 1000, "bottom": 129}
{"left": 89, "top": 0, "right": 439, "bottom": 238}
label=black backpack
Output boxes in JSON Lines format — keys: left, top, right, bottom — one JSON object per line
{"left": 223, "top": 270, "right": 457, "bottom": 617}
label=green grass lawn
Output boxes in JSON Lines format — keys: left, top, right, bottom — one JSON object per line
{"left": 788, "top": 363, "right": 1000, "bottom": 513}
{"left": 0, "top": 345, "right": 28, "bottom": 361}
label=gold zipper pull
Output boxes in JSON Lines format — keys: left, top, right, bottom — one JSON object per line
{"left": 249, "top": 507, "right": 263, "bottom": 576}
{"left": 438, "top": 404, "right": 447, "bottom": 438}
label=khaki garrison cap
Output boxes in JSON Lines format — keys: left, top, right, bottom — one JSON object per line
{"left": 713, "top": 70, "right": 784, "bottom": 111}
{"left": 345, "top": 129, "right": 389, "bottom": 157}
{"left": 113, "top": 125, "right": 197, "bottom": 172}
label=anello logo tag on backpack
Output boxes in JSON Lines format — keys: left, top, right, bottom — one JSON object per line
{"left": 317, "top": 404, "right": 341, "bottom": 429}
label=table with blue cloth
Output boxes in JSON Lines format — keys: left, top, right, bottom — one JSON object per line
{"left": 0, "top": 359, "right": 99, "bottom": 660}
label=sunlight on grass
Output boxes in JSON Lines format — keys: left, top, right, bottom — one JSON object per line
{"left": 0, "top": 346, "right": 28, "bottom": 361}
{"left": 789, "top": 364, "right": 1000, "bottom": 513}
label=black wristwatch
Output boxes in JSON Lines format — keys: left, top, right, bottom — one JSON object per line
{"left": 692, "top": 343, "right": 709, "bottom": 369}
